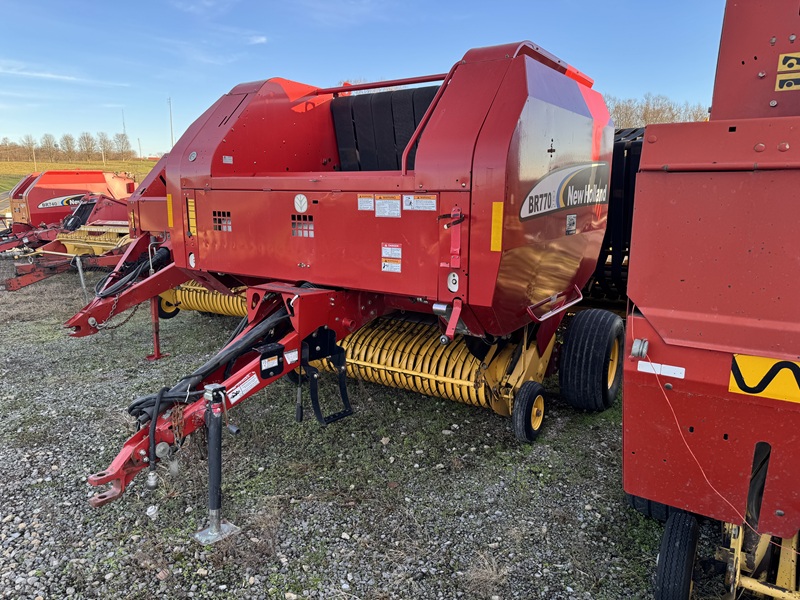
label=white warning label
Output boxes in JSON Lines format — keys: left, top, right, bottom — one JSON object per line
{"left": 381, "top": 259, "right": 401, "bottom": 273}
{"left": 284, "top": 349, "right": 299, "bottom": 365}
{"left": 402, "top": 194, "right": 437, "bottom": 211}
{"left": 358, "top": 194, "right": 374, "bottom": 211}
{"left": 228, "top": 371, "right": 259, "bottom": 404}
{"left": 261, "top": 356, "right": 279, "bottom": 370}
{"left": 381, "top": 243, "right": 402, "bottom": 259}
{"left": 375, "top": 195, "right": 401, "bottom": 218}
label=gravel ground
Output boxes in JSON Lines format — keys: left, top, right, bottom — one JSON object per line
{"left": 0, "top": 260, "right": 729, "bottom": 600}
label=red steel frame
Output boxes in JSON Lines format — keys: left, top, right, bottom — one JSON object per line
{"left": 623, "top": 0, "right": 800, "bottom": 539}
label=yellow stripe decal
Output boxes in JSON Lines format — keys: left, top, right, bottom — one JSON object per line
{"left": 490, "top": 202, "right": 504, "bottom": 252}
{"left": 186, "top": 197, "right": 197, "bottom": 236}
{"left": 729, "top": 354, "right": 800, "bottom": 403}
{"left": 166, "top": 193, "right": 174, "bottom": 228}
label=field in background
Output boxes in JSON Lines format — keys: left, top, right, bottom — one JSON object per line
{"left": 0, "top": 160, "right": 157, "bottom": 193}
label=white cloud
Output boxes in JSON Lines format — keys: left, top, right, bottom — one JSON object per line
{"left": 248, "top": 35, "right": 268, "bottom": 45}
{"left": 0, "top": 60, "right": 129, "bottom": 88}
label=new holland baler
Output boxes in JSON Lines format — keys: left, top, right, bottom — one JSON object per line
{"left": 66, "top": 42, "right": 626, "bottom": 517}
{"left": 623, "top": 1, "right": 800, "bottom": 598}
{"left": 0, "top": 170, "right": 134, "bottom": 253}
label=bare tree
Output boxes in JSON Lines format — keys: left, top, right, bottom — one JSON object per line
{"left": 0, "top": 137, "right": 14, "bottom": 162}
{"left": 20, "top": 134, "right": 37, "bottom": 165}
{"left": 605, "top": 93, "right": 708, "bottom": 128}
{"left": 78, "top": 131, "right": 96, "bottom": 161}
{"left": 60, "top": 133, "right": 77, "bottom": 161}
{"left": 113, "top": 132, "right": 132, "bottom": 160}
{"left": 96, "top": 132, "right": 113, "bottom": 164}
{"left": 40, "top": 134, "right": 59, "bottom": 161}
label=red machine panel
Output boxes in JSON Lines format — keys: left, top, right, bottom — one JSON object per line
{"left": 624, "top": 315, "right": 800, "bottom": 539}
{"left": 159, "top": 41, "right": 612, "bottom": 338}
{"left": 711, "top": 0, "right": 800, "bottom": 120}
{"left": 625, "top": 98, "right": 800, "bottom": 536}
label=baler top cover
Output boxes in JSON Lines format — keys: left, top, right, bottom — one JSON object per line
{"left": 140, "top": 41, "right": 613, "bottom": 338}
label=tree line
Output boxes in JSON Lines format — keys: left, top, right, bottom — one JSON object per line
{"left": 0, "top": 95, "right": 705, "bottom": 164}
{"left": 0, "top": 132, "right": 137, "bottom": 163}
{"left": 604, "top": 93, "right": 708, "bottom": 128}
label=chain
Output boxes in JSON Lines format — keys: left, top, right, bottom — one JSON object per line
{"left": 171, "top": 404, "right": 185, "bottom": 444}
{"left": 96, "top": 295, "right": 140, "bottom": 331}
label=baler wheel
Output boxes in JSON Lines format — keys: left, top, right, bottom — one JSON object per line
{"left": 654, "top": 511, "right": 699, "bottom": 600}
{"left": 512, "top": 381, "right": 546, "bottom": 443}
{"left": 559, "top": 309, "right": 624, "bottom": 412}
{"left": 626, "top": 493, "right": 679, "bottom": 523}
{"left": 157, "top": 296, "right": 180, "bottom": 320}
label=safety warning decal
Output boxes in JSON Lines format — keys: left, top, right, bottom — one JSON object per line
{"left": 381, "top": 242, "right": 402, "bottom": 273}
{"left": 729, "top": 354, "right": 800, "bottom": 403}
{"left": 375, "top": 195, "right": 401, "bottom": 218}
{"left": 776, "top": 53, "right": 800, "bottom": 90}
{"left": 778, "top": 53, "right": 800, "bottom": 71}
{"left": 228, "top": 371, "right": 259, "bottom": 405}
{"left": 519, "top": 163, "right": 609, "bottom": 221}
{"left": 402, "top": 194, "right": 437, "bottom": 211}
{"left": 284, "top": 349, "right": 299, "bottom": 365}
{"left": 358, "top": 194, "right": 374, "bottom": 211}
{"left": 261, "top": 356, "right": 279, "bottom": 371}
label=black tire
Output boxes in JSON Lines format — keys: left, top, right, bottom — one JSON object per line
{"left": 655, "top": 512, "right": 699, "bottom": 600}
{"left": 626, "top": 493, "right": 679, "bottom": 523}
{"left": 157, "top": 296, "right": 180, "bottom": 320}
{"left": 559, "top": 309, "right": 624, "bottom": 411}
{"left": 512, "top": 381, "right": 546, "bottom": 443}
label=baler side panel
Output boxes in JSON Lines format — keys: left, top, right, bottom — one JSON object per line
{"left": 209, "top": 78, "right": 341, "bottom": 176}
{"left": 711, "top": 1, "right": 800, "bottom": 121}
{"left": 165, "top": 93, "right": 254, "bottom": 269}
{"left": 469, "top": 55, "right": 613, "bottom": 335}
{"left": 623, "top": 314, "right": 800, "bottom": 538}
{"left": 194, "top": 189, "right": 440, "bottom": 299}
{"left": 628, "top": 168, "right": 800, "bottom": 360}
{"left": 413, "top": 58, "right": 512, "bottom": 191}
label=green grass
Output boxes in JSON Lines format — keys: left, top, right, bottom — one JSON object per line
{"left": 0, "top": 159, "right": 157, "bottom": 192}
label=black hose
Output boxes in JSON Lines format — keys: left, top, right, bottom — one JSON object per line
{"left": 149, "top": 387, "right": 170, "bottom": 472}
{"left": 96, "top": 247, "right": 171, "bottom": 299}
{"left": 223, "top": 315, "right": 249, "bottom": 348}
{"left": 129, "top": 307, "right": 290, "bottom": 424}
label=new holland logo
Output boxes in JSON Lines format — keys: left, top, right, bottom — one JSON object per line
{"left": 37, "top": 194, "right": 89, "bottom": 209}
{"left": 519, "top": 163, "right": 610, "bottom": 221}
{"left": 729, "top": 354, "right": 800, "bottom": 403}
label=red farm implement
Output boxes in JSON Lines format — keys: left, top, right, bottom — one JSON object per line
{"left": 65, "top": 41, "right": 635, "bottom": 542}
{"left": 623, "top": 1, "right": 800, "bottom": 598}
{"left": 0, "top": 170, "right": 134, "bottom": 254}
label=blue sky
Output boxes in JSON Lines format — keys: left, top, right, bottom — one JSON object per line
{"left": 1, "top": 0, "right": 726, "bottom": 157}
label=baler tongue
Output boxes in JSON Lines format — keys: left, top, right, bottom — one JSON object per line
{"left": 87, "top": 284, "right": 380, "bottom": 507}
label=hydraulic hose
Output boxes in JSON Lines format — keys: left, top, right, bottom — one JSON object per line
{"left": 129, "top": 306, "right": 290, "bottom": 425}
{"left": 95, "top": 247, "right": 171, "bottom": 299}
